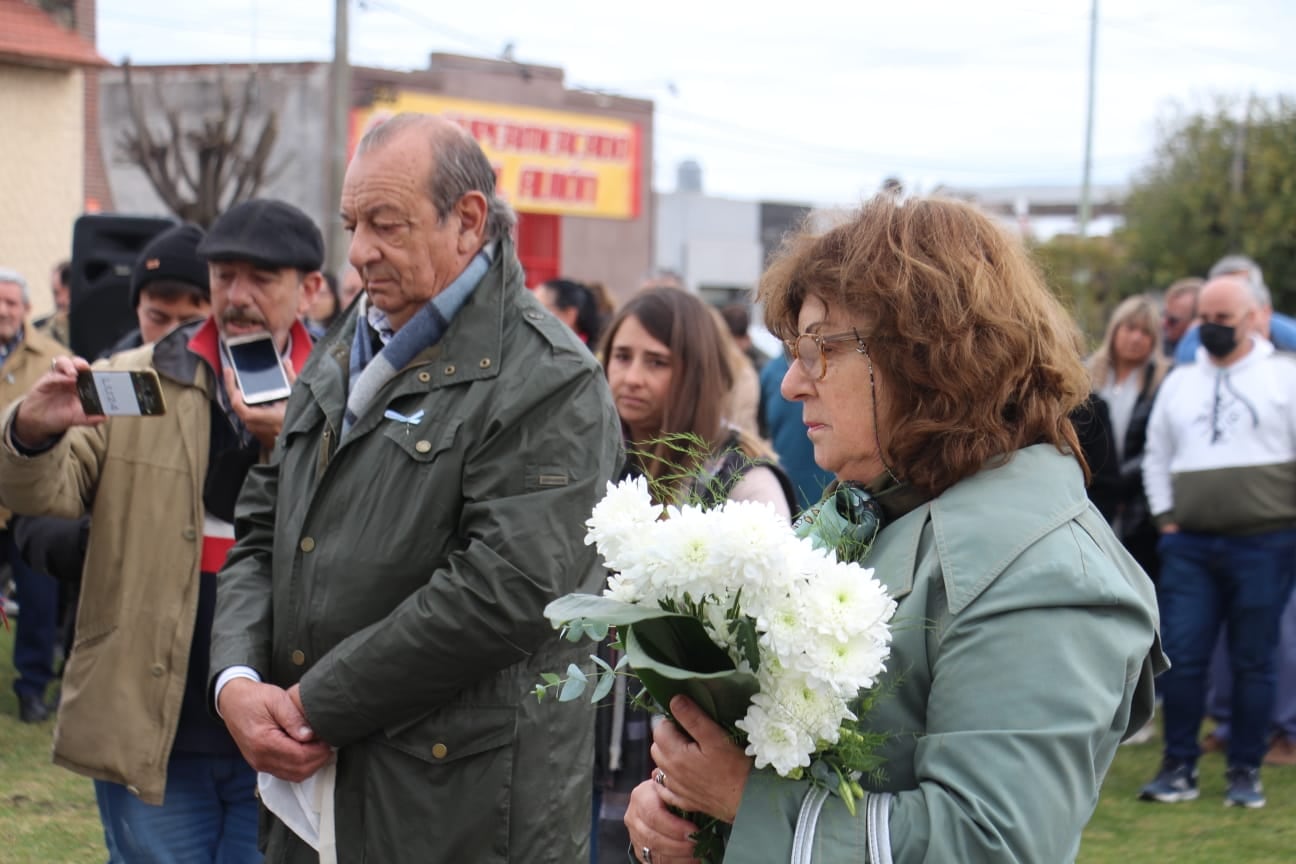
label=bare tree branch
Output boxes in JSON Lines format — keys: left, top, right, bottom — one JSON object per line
{"left": 116, "top": 63, "right": 281, "bottom": 227}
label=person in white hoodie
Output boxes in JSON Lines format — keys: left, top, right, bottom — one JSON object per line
{"left": 1139, "top": 274, "right": 1296, "bottom": 810}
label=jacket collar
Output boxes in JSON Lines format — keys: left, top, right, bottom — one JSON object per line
{"left": 153, "top": 317, "right": 315, "bottom": 393}
{"left": 868, "top": 444, "right": 1089, "bottom": 611}
{"left": 296, "top": 237, "right": 520, "bottom": 440}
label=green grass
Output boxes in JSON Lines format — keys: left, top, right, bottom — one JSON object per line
{"left": 0, "top": 624, "right": 103, "bottom": 864}
{"left": 2, "top": 618, "right": 1295, "bottom": 862}
{"left": 1079, "top": 724, "right": 1296, "bottom": 863}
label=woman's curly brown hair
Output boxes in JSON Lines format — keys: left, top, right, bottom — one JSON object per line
{"left": 759, "top": 196, "right": 1091, "bottom": 498}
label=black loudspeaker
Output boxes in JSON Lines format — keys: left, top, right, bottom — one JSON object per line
{"left": 69, "top": 214, "right": 176, "bottom": 360}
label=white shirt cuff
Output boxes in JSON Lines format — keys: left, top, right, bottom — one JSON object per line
{"left": 214, "top": 665, "right": 262, "bottom": 718}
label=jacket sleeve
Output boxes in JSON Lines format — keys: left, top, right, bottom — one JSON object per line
{"left": 208, "top": 454, "right": 280, "bottom": 692}
{"left": 0, "top": 398, "right": 105, "bottom": 520}
{"left": 1140, "top": 375, "right": 1176, "bottom": 521}
{"left": 725, "top": 558, "right": 1155, "bottom": 863}
{"left": 298, "top": 366, "right": 621, "bottom": 746}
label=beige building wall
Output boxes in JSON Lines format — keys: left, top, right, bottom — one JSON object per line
{"left": 0, "top": 64, "right": 85, "bottom": 320}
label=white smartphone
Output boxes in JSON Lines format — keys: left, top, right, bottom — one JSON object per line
{"left": 76, "top": 369, "right": 167, "bottom": 416}
{"left": 224, "top": 333, "right": 292, "bottom": 405}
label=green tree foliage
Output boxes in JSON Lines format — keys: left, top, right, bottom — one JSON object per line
{"left": 1119, "top": 97, "right": 1296, "bottom": 313}
{"left": 1031, "top": 234, "right": 1132, "bottom": 347}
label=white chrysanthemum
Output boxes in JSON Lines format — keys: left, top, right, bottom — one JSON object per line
{"left": 755, "top": 589, "right": 814, "bottom": 669}
{"left": 706, "top": 500, "right": 796, "bottom": 594}
{"left": 802, "top": 557, "right": 897, "bottom": 643}
{"left": 735, "top": 692, "right": 817, "bottom": 776}
{"left": 585, "top": 476, "right": 660, "bottom": 565}
{"left": 648, "top": 503, "right": 726, "bottom": 601}
{"left": 760, "top": 667, "right": 855, "bottom": 744}
{"left": 793, "top": 630, "right": 893, "bottom": 697}
{"left": 603, "top": 570, "right": 642, "bottom": 604}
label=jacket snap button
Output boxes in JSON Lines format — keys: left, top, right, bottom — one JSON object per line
{"left": 431, "top": 742, "right": 448, "bottom": 759}
{"left": 291, "top": 650, "right": 306, "bottom": 666}
{"left": 300, "top": 537, "right": 315, "bottom": 553}
{"left": 443, "top": 364, "right": 456, "bottom": 375}
{"left": 150, "top": 664, "right": 165, "bottom": 677}
{"left": 479, "top": 358, "right": 491, "bottom": 369}
{"left": 415, "top": 440, "right": 432, "bottom": 454}
{"left": 182, "top": 527, "right": 197, "bottom": 541}
{"left": 417, "top": 371, "right": 431, "bottom": 383}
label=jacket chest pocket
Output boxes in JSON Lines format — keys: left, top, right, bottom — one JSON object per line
{"left": 359, "top": 706, "right": 516, "bottom": 862}
{"left": 381, "top": 412, "right": 462, "bottom": 463}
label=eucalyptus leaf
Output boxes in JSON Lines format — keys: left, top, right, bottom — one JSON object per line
{"left": 581, "top": 620, "right": 610, "bottom": 641}
{"left": 591, "top": 670, "right": 617, "bottom": 702}
{"left": 559, "top": 674, "right": 587, "bottom": 701}
{"left": 544, "top": 594, "right": 685, "bottom": 629}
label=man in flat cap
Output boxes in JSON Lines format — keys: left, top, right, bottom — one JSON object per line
{"left": 0, "top": 200, "right": 323, "bottom": 863}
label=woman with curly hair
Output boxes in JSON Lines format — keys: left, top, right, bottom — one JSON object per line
{"left": 624, "top": 197, "right": 1165, "bottom": 864}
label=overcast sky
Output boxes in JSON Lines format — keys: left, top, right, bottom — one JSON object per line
{"left": 96, "top": 0, "right": 1296, "bottom": 207}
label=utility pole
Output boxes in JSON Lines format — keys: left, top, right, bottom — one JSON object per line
{"left": 1228, "top": 96, "right": 1252, "bottom": 249}
{"left": 328, "top": 0, "right": 351, "bottom": 274}
{"left": 1078, "top": 0, "right": 1099, "bottom": 239}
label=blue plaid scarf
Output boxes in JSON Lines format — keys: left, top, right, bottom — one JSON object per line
{"left": 343, "top": 249, "right": 491, "bottom": 435}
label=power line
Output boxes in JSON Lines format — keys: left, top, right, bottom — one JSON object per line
{"left": 356, "top": 0, "right": 500, "bottom": 56}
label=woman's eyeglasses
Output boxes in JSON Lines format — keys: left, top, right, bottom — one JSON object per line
{"left": 784, "top": 329, "right": 868, "bottom": 381}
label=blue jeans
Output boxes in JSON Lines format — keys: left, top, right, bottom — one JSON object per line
{"left": 7, "top": 531, "right": 59, "bottom": 700}
{"left": 1158, "top": 529, "right": 1296, "bottom": 768}
{"left": 1204, "top": 586, "right": 1296, "bottom": 739}
{"left": 94, "top": 752, "right": 261, "bottom": 864}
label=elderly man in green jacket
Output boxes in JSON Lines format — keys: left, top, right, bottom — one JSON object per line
{"left": 210, "top": 113, "right": 623, "bottom": 862}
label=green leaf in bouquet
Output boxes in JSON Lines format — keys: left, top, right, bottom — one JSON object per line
{"left": 540, "top": 672, "right": 562, "bottom": 687}
{"left": 624, "top": 618, "right": 759, "bottom": 729}
{"left": 591, "top": 669, "right": 617, "bottom": 702}
{"left": 559, "top": 663, "right": 588, "bottom": 701}
{"left": 544, "top": 593, "right": 686, "bottom": 632}
{"left": 727, "top": 615, "right": 761, "bottom": 674}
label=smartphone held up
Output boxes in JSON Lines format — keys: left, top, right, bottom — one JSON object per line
{"left": 76, "top": 370, "right": 167, "bottom": 417}
{"left": 224, "top": 333, "right": 292, "bottom": 405}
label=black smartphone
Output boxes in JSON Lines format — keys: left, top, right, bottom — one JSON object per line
{"left": 76, "top": 369, "right": 167, "bottom": 416}
{"left": 224, "top": 333, "right": 292, "bottom": 405}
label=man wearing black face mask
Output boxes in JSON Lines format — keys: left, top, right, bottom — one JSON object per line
{"left": 1139, "top": 275, "right": 1296, "bottom": 810}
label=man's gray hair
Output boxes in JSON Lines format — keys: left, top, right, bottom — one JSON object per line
{"left": 357, "top": 114, "right": 517, "bottom": 243}
{"left": 0, "top": 267, "right": 29, "bottom": 304}
{"left": 1209, "top": 254, "right": 1270, "bottom": 308}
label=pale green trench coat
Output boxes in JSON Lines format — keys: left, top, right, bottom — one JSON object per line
{"left": 724, "top": 444, "right": 1166, "bottom": 863}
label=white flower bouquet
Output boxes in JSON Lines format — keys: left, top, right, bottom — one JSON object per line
{"left": 542, "top": 475, "right": 896, "bottom": 859}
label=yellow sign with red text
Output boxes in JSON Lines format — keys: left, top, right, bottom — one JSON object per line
{"left": 351, "top": 92, "right": 642, "bottom": 220}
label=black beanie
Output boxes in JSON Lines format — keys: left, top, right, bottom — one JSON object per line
{"left": 130, "top": 223, "right": 210, "bottom": 309}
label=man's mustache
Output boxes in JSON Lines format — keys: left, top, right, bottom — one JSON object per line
{"left": 222, "top": 311, "right": 267, "bottom": 327}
